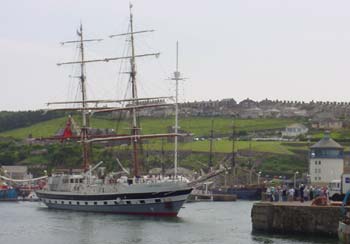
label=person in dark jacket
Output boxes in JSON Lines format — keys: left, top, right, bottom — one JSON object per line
{"left": 309, "top": 186, "right": 314, "bottom": 200}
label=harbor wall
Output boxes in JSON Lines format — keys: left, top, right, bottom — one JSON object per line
{"left": 251, "top": 202, "right": 347, "bottom": 236}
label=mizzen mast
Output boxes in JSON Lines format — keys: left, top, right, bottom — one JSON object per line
{"left": 170, "top": 41, "right": 185, "bottom": 179}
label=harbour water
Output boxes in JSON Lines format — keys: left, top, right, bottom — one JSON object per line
{"left": 0, "top": 201, "right": 337, "bottom": 244}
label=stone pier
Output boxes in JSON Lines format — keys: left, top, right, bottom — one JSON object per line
{"left": 251, "top": 201, "right": 346, "bottom": 237}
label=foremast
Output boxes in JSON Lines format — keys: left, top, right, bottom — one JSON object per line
{"left": 78, "top": 25, "right": 90, "bottom": 171}
{"left": 57, "top": 24, "right": 102, "bottom": 171}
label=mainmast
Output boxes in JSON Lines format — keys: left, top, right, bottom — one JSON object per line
{"left": 129, "top": 3, "right": 140, "bottom": 177}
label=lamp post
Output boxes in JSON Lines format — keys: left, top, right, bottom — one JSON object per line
{"left": 294, "top": 171, "right": 299, "bottom": 188}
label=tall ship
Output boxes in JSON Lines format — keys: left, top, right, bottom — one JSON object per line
{"left": 211, "top": 122, "right": 264, "bottom": 200}
{"left": 36, "top": 4, "right": 192, "bottom": 216}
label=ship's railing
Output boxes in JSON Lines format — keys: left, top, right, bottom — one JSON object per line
{"left": 131, "top": 175, "right": 190, "bottom": 185}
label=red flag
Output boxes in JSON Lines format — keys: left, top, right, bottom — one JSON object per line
{"left": 62, "top": 116, "right": 73, "bottom": 140}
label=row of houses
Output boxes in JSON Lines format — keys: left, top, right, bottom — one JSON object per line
{"left": 129, "top": 98, "right": 350, "bottom": 120}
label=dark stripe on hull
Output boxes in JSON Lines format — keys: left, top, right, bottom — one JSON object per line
{"left": 43, "top": 200, "right": 186, "bottom": 217}
{"left": 36, "top": 188, "right": 192, "bottom": 201}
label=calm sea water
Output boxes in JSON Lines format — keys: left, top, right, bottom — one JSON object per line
{"left": 0, "top": 201, "right": 338, "bottom": 244}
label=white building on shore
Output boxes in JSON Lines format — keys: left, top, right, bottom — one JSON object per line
{"left": 309, "top": 133, "right": 344, "bottom": 185}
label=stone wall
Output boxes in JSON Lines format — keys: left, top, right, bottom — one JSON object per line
{"left": 251, "top": 202, "right": 346, "bottom": 236}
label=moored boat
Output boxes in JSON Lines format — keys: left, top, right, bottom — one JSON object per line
{"left": 0, "top": 183, "right": 18, "bottom": 201}
{"left": 213, "top": 185, "right": 263, "bottom": 200}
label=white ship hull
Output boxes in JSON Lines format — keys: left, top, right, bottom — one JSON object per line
{"left": 36, "top": 183, "right": 192, "bottom": 216}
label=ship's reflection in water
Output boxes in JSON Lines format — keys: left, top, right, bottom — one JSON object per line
{"left": 0, "top": 201, "right": 337, "bottom": 244}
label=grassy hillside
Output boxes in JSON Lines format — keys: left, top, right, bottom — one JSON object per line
{"left": 0, "top": 117, "right": 68, "bottom": 139}
{"left": 0, "top": 116, "right": 299, "bottom": 139}
{"left": 145, "top": 140, "right": 308, "bottom": 155}
{"left": 0, "top": 111, "right": 64, "bottom": 132}
{"left": 0, "top": 116, "right": 311, "bottom": 177}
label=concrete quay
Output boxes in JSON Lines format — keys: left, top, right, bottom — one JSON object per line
{"left": 251, "top": 201, "right": 346, "bottom": 237}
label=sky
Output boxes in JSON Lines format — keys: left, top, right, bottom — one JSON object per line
{"left": 2, "top": 0, "right": 350, "bottom": 110}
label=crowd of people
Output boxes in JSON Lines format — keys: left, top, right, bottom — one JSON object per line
{"left": 265, "top": 184, "right": 329, "bottom": 202}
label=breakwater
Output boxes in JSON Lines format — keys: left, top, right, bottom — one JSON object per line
{"left": 251, "top": 201, "right": 345, "bottom": 237}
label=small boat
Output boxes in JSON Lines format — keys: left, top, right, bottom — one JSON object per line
{"left": 25, "top": 191, "right": 40, "bottom": 202}
{"left": 189, "top": 182, "right": 237, "bottom": 202}
{"left": 0, "top": 183, "right": 18, "bottom": 201}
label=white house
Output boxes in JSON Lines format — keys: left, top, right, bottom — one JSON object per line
{"left": 309, "top": 133, "right": 343, "bottom": 185}
{"left": 282, "top": 123, "right": 308, "bottom": 138}
{"left": 240, "top": 107, "right": 263, "bottom": 119}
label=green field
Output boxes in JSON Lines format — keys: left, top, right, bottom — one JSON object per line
{"left": 0, "top": 116, "right": 299, "bottom": 139}
{"left": 144, "top": 140, "right": 308, "bottom": 155}
{"left": 3, "top": 115, "right": 350, "bottom": 156}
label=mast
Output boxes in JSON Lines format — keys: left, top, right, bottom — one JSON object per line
{"left": 231, "top": 120, "right": 236, "bottom": 185}
{"left": 129, "top": 3, "right": 140, "bottom": 177}
{"left": 249, "top": 139, "right": 253, "bottom": 184}
{"left": 172, "top": 41, "right": 183, "bottom": 179}
{"left": 161, "top": 138, "right": 165, "bottom": 177}
{"left": 57, "top": 24, "right": 102, "bottom": 171}
{"left": 209, "top": 119, "right": 214, "bottom": 168}
{"left": 78, "top": 24, "right": 90, "bottom": 171}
